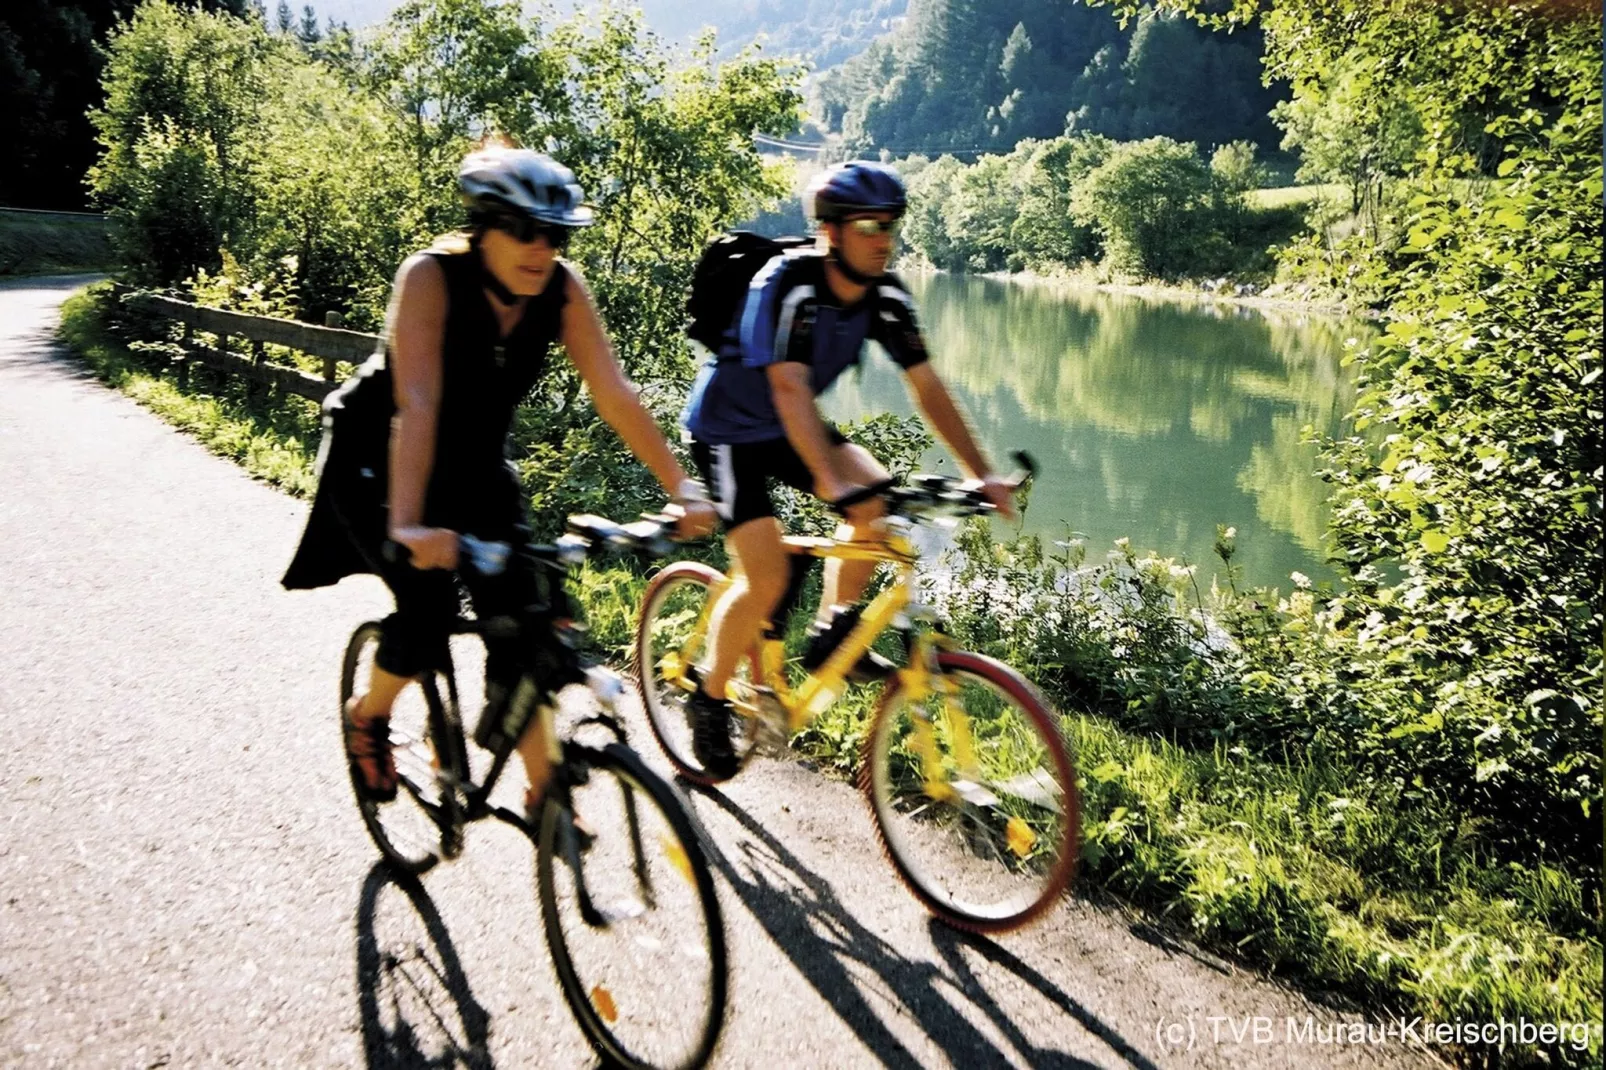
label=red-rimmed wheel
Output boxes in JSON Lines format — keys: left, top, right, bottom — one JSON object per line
{"left": 861, "top": 650, "right": 1079, "bottom": 932}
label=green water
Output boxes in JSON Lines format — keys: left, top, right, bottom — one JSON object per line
{"left": 820, "top": 272, "right": 1372, "bottom": 590}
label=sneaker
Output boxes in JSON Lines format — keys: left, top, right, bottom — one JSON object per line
{"left": 686, "top": 689, "right": 740, "bottom": 779}
{"left": 802, "top": 605, "right": 895, "bottom": 684}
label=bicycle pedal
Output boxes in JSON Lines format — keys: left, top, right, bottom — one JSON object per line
{"left": 729, "top": 685, "right": 789, "bottom": 757}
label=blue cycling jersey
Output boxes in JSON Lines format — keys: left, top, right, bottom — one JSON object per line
{"left": 682, "top": 251, "right": 929, "bottom": 445}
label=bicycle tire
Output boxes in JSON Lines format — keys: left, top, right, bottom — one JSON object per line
{"left": 340, "top": 622, "right": 463, "bottom": 874}
{"left": 861, "top": 650, "right": 1079, "bottom": 933}
{"left": 634, "top": 562, "right": 760, "bottom": 785}
{"left": 538, "top": 742, "right": 728, "bottom": 1070}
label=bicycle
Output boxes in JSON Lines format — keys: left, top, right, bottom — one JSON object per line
{"left": 340, "top": 515, "right": 727, "bottom": 1070}
{"left": 635, "top": 453, "right": 1080, "bottom": 933}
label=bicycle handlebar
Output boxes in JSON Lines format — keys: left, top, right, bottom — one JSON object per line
{"left": 380, "top": 513, "right": 678, "bottom": 578}
{"left": 383, "top": 448, "right": 1036, "bottom": 576}
{"left": 834, "top": 449, "right": 1037, "bottom": 521}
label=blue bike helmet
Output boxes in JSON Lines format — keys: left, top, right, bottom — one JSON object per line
{"left": 805, "top": 161, "right": 907, "bottom": 223}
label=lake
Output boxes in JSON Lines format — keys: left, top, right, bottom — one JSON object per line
{"left": 820, "top": 272, "right": 1371, "bottom": 590}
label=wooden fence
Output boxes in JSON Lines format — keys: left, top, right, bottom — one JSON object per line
{"left": 114, "top": 286, "right": 381, "bottom": 403}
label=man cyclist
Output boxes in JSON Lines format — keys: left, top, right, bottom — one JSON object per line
{"left": 283, "top": 145, "right": 718, "bottom": 809}
{"left": 680, "top": 160, "right": 1014, "bottom": 778}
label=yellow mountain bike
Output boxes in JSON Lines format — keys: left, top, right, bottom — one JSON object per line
{"left": 634, "top": 454, "right": 1079, "bottom": 932}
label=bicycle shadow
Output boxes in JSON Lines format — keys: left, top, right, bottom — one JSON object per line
{"left": 683, "top": 783, "right": 1144, "bottom": 1069}
{"left": 353, "top": 862, "right": 494, "bottom": 1070}
{"left": 927, "top": 920, "right": 1162, "bottom": 1070}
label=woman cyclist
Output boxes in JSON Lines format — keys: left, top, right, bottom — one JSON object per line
{"left": 282, "top": 145, "right": 717, "bottom": 808}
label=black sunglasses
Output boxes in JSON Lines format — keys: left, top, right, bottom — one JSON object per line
{"left": 484, "top": 213, "right": 572, "bottom": 249}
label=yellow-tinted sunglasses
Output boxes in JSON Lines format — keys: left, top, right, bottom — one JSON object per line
{"left": 845, "top": 217, "right": 901, "bottom": 237}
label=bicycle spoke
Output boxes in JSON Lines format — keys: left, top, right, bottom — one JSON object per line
{"left": 865, "top": 654, "right": 1079, "bottom": 931}
{"left": 540, "top": 748, "right": 725, "bottom": 1070}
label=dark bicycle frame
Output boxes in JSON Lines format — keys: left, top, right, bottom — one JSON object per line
{"left": 390, "top": 542, "right": 652, "bottom": 929}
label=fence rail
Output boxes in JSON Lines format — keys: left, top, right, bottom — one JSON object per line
{"left": 0, "top": 206, "right": 108, "bottom": 221}
{"left": 115, "top": 286, "right": 380, "bottom": 403}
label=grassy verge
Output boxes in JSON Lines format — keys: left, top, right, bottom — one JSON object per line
{"left": 58, "top": 284, "right": 322, "bottom": 496}
{"left": 59, "top": 282, "right": 1603, "bottom": 1066}
{"left": 1, "top": 214, "right": 119, "bottom": 276}
{"left": 1246, "top": 183, "right": 1347, "bottom": 210}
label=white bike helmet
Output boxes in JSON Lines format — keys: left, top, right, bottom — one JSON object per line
{"left": 458, "top": 147, "right": 595, "bottom": 228}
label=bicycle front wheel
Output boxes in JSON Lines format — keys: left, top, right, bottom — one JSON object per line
{"left": 538, "top": 743, "right": 727, "bottom": 1070}
{"left": 862, "top": 650, "right": 1079, "bottom": 932}
{"left": 340, "top": 622, "right": 461, "bottom": 875}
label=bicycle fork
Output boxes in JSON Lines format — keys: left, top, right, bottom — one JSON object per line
{"left": 557, "top": 667, "right": 658, "bottom": 931}
{"left": 903, "top": 635, "right": 994, "bottom": 808}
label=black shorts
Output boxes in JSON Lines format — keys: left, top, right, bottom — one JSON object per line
{"left": 689, "top": 428, "right": 849, "bottom": 530}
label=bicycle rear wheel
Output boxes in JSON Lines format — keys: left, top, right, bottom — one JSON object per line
{"left": 538, "top": 742, "right": 727, "bottom": 1070}
{"left": 340, "top": 623, "right": 463, "bottom": 875}
{"left": 862, "top": 650, "right": 1079, "bottom": 932}
{"left": 635, "top": 562, "right": 760, "bottom": 784}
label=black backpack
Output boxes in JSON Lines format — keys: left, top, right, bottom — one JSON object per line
{"left": 685, "top": 230, "right": 812, "bottom": 353}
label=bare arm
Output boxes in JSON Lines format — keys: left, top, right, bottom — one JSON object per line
{"left": 903, "top": 362, "right": 989, "bottom": 478}
{"left": 560, "top": 270, "right": 716, "bottom": 534}
{"left": 384, "top": 255, "right": 459, "bottom": 564}
{"left": 767, "top": 361, "right": 852, "bottom": 502}
{"left": 561, "top": 270, "right": 691, "bottom": 493}
{"left": 904, "top": 362, "right": 1016, "bottom": 519}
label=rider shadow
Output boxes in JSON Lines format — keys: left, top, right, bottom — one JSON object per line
{"left": 354, "top": 863, "right": 494, "bottom": 1070}
{"left": 927, "top": 920, "right": 1162, "bottom": 1070}
{"left": 684, "top": 783, "right": 1141, "bottom": 1070}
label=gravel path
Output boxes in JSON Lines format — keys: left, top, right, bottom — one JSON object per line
{"left": 0, "top": 277, "right": 1442, "bottom": 1069}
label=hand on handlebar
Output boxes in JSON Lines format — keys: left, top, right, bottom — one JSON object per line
{"left": 665, "top": 498, "right": 719, "bottom": 540}
{"left": 972, "top": 473, "right": 1019, "bottom": 522}
{"left": 821, "top": 478, "right": 883, "bottom": 525}
{"left": 390, "top": 525, "right": 460, "bottom": 570}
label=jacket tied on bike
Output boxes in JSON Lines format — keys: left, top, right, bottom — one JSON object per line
{"left": 281, "top": 244, "right": 571, "bottom": 689}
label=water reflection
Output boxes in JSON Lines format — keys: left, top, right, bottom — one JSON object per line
{"left": 821, "top": 273, "right": 1368, "bottom": 589}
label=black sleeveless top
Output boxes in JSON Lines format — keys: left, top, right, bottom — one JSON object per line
{"left": 281, "top": 248, "right": 570, "bottom": 589}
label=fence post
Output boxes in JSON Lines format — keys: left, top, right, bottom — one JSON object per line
{"left": 322, "top": 311, "right": 342, "bottom": 383}
{"left": 175, "top": 322, "right": 191, "bottom": 389}
{"left": 252, "top": 339, "right": 272, "bottom": 402}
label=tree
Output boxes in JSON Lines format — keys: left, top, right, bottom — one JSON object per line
{"left": 1010, "top": 134, "right": 1111, "bottom": 267}
{"left": 89, "top": 1, "right": 270, "bottom": 283}
{"left": 1070, "top": 136, "right": 1222, "bottom": 278}
{"left": 1270, "top": 57, "right": 1423, "bottom": 223}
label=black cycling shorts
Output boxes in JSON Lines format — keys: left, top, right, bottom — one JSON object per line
{"left": 689, "top": 427, "right": 849, "bottom": 530}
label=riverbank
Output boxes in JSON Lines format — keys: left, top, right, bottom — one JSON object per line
{"left": 969, "top": 263, "right": 1368, "bottom": 319}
